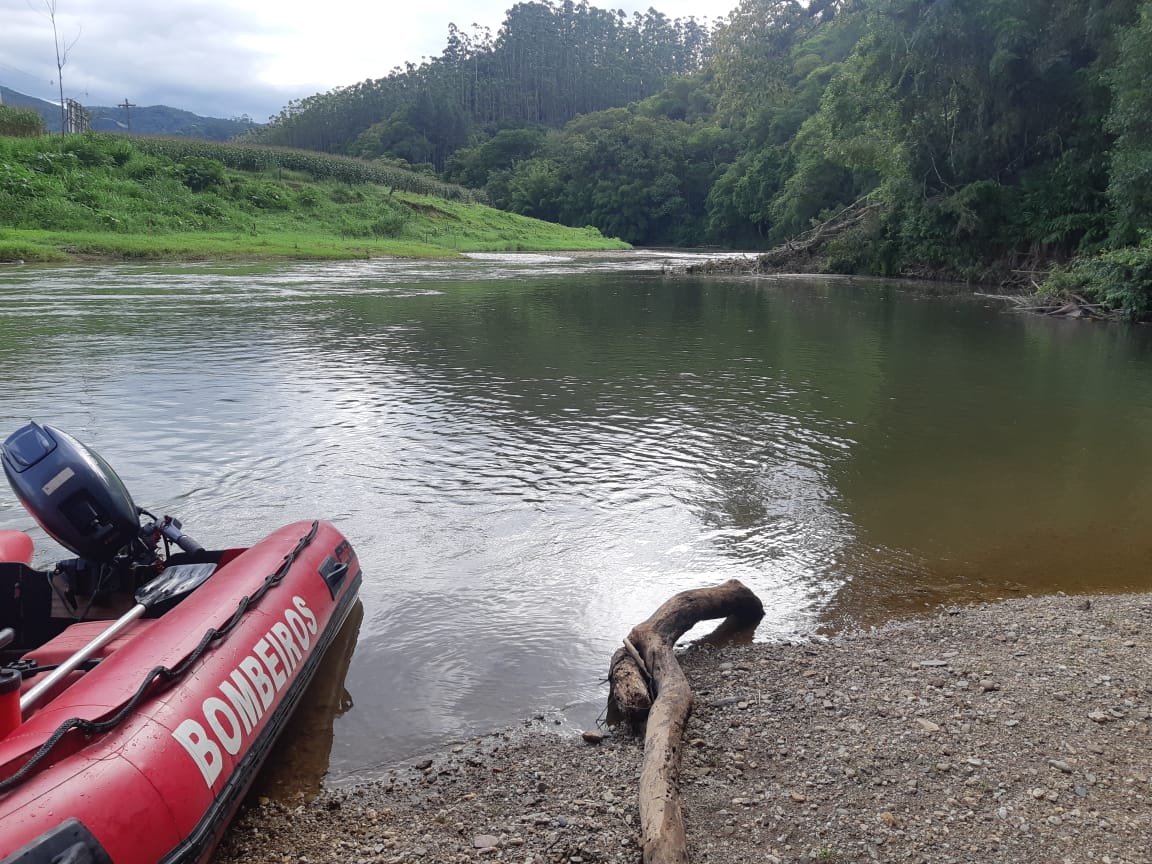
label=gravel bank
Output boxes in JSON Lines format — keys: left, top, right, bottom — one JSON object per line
{"left": 215, "top": 592, "right": 1152, "bottom": 864}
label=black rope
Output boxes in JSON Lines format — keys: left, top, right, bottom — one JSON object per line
{"left": 0, "top": 521, "right": 320, "bottom": 796}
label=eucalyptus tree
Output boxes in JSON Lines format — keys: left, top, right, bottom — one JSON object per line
{"left": 248, "top": 0, "right": 710, "bottom": 169}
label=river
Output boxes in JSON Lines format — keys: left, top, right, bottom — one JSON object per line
{"left": 1, "top": 252, "right": 1151, "bottom": 789}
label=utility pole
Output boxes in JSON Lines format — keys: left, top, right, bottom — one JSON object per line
{"left": 118, "top": 98, "right": 136, "bottom": 131}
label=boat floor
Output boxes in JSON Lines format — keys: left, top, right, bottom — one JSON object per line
{"left": 48, "top": 573, "right": 138, "bottom": 620}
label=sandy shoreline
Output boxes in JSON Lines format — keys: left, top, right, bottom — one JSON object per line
{"left": 215, "top": 592, "right": 1152, "bottom": 864}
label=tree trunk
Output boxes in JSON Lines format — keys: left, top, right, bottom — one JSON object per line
{"left": 609, "top": 579, "right": 764, "bottom": 864}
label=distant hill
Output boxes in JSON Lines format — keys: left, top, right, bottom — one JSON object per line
{"left": 0, "top": 87, "right": 259, "bottom": 140}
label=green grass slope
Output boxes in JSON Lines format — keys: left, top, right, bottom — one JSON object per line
{"left": 0, "top": 134, "right": 627, "bottom": 263}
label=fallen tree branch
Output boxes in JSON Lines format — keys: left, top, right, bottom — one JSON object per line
{"left": 609, "top": 579, "right": 765, "bottom": 864}
{"left": 974, "top": 292, "right": 1030, "bottom": 304}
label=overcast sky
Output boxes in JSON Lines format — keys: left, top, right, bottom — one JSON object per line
{"left": 1, "top": 0, "right": 725, "bottom": 122}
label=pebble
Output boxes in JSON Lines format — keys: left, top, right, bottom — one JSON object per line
{"left": 216, "top": 592, "right": 1152, "bottom": 864}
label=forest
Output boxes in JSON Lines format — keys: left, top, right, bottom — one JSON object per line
{"left": 248, "top": 0, "right": 1151, "bottom": 316}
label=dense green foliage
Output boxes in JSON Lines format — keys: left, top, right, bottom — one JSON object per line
{"left": 0, "top": 106, "right": 45, "bottom": 138}
{"left": 0, "top": 133, "right": 624, "bottom": 262}
{"left": 441, "top": 0, "right": 1149, "bottom": 315}
{"left": 258, "top": 0, "right": 1152, "bottom": 315}
{"left": 1105, "top": 0, "right": 1152, "bottom": 246}
{"left": 1044, "top": 239, "right": 1152, "bottom": 320}
{"left": 483, "top": 0, "right": 1128, "bottom": 259}
{"left": 245, "top": 0, "right": 710, "bottom": 168}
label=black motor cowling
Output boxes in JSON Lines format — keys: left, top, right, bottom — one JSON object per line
{"left": 1, "top": 423, "right": 141, "bottom": 563}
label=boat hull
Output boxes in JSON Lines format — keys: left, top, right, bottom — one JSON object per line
{"left": 0, "top": 520, "right": 361, "bottom": 864}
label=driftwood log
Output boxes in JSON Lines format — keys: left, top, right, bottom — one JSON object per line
{"left": 683, "top": 193, "right": 881, "bottom": 276}
{"left": 608, "top": 579, "right": 765, "bottom": 864}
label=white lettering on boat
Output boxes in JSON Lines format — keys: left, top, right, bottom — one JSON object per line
{"left": 172, "top": 595, "right": 320, "bottom": 787}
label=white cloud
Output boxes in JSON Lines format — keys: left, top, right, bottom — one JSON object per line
{"left": 0, "top": 0, "right": 725, "bottom": 122}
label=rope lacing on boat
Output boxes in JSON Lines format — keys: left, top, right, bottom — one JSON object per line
{"left": 0, "top": 520, "right": 320, "bottom": 796}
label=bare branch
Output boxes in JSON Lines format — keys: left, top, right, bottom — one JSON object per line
{"left": 35, "top": 0, "right": 81, "bottom": 135}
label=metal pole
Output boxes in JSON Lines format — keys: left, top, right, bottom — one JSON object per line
{"left": 20, "top": 603, "right": 147, "bottom": 714}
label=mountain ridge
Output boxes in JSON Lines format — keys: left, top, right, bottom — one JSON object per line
{"left": 1, "top": 86, "right": 259, "bottom": 140}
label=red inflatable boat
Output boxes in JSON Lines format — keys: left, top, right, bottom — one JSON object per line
{"left": 0, "top": 424, "right": 362, "bottom": 864}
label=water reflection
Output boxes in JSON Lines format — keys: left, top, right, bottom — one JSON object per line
{"left": 252, "top": 601, "right": 363, "bottom": 799}
{"left": 1, "top": 255, "right": 1151, "bottom": 788}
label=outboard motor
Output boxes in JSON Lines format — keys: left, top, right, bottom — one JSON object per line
{"left": 2, "top": 423, "right": 142, "bottom": 564}
{"left": 1, "top": 422, "right": 203, "bottom": 597}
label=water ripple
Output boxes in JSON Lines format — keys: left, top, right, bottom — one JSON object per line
{"left": 4, "top": 257, "right": 1152, "bottom": 785}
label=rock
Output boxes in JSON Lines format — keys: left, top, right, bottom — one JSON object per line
{"left": 472, "top": 835, "right": 499, "bottom": 849}
{"left": 581, "top": 730, "right": 605, "bottom": 744}
{"left": 915, "top": 718, "right": 941, "bottom": 733}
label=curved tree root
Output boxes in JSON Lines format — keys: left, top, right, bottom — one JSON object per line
{"left": 608, "top": 579, "right": 765, "bottom": 864}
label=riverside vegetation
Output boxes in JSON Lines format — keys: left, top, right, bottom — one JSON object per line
{"left": 0, "top": 131, "right": 627, "bottom": 263}
{"left": 248, "top": 0, "right": 1152, "bottom": 320}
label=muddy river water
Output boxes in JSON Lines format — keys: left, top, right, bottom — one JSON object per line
{"left": 1, "top": 252, "right": 1150, "bottom": 790}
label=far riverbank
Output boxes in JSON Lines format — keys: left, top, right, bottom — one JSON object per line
{"left": 0, "top": 134, "right": 628, "bottom": 265}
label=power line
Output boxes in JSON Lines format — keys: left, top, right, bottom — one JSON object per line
{"left": 0, "top": 60, "right": 45, "bottom": 82}
{"left": 0, "top": 59, "right": 56, "bottom": 104}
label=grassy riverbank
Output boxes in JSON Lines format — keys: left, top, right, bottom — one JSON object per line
{"left": 0, "top": 134, "right": 628, "bottom": 263}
